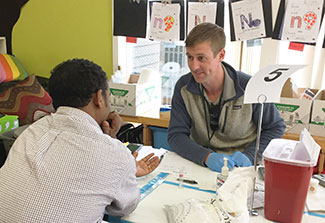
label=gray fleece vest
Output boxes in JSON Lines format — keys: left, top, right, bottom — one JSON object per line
{"left": 180, "top": 86, "right": 257, "bottom": 155}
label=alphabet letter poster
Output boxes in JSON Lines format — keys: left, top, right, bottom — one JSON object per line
{"left": 187, "top": 2, "right": 217, "bottom": 34}
{"left": 231, "top": 0, "right": 266, "bottom": 41}
{"left": 281, "top": 0, "right": 323, "bottom": 43}
{"left": 149, "top": 3, "right": 180, "bottom": 42}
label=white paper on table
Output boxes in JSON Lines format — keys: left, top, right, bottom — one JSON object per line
{"left": 217, "top": 167, "right": 256, "bottom": 214}
{"left": 306, "top": 188, "right": 325, "bottom": 211}
{"left": 157, "top": 152, "right": 217, "bottom": 190}
{"left": 148, "top": 3, "right": 180, "bottom": 42}
{"left": 281, "top": 0, "right": 323, "bottom": 43}
{"left": 231, "top": 0, "right": 266, "bottom": 41}
{"left": 244, "top": 64, "right": 306, "bottom": 104}
{"left": 136, "top": 146, "right": 168, "bottom": 161}
{"left": 187, "top": 2, "right": 217, "bottom": 34}
{"left": 157, "top": 151, "right": 195, "bottom": 174}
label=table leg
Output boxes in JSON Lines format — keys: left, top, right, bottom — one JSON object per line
{"left": 142, "top": 124, "right": 153, "bottom": 146}
{"left": 318, "top": 149, "right": 324, "bottom": 174}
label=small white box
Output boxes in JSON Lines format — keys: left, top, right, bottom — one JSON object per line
{"left": 109, "top": 69, "right": 161, "bottom": 117}
{"left": 275, "top": 80, "right": 315, "bottom": 134}
{"left": 309, "top": 90, "right": 325, "bottom": 137}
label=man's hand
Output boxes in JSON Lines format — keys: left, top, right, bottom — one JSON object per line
{"left": 101, "top": 111, "right": 123, "bottom": 138}
{"left": 205, "top": 152, "right": 235, "bottom": 172}
{"left": 230, "top": 151, "right": 252, "bottom": 167}
{"left": 133, "top": 151, "right": 160, "bottom": 177}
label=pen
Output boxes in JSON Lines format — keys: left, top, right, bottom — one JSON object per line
{"left": 159, "top": 155, "right": 164, "bottom": 163}
{"left": 176, "top": 178, "right": 198, "bottom": 185}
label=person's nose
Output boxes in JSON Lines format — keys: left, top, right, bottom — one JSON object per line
{"left": 189, "top": 58, "right": 200, "bottom": 71}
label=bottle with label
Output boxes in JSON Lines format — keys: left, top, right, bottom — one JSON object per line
{"left": 216, "top": 157, "right": 229, "bottom": 191}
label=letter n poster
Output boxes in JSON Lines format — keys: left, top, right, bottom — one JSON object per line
{"left": 187, "top": 2, "right": 217, "bottom": 34}
{"left": 148, "top": 3, "right": 180, "bottom": 42}
{"left": 281, "top": 0, "right": 323, "bottom": 43}
{"left": 231, "top": 0, "right": 266, "bottom": 41}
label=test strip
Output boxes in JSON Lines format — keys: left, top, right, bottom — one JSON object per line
{"left": 140, "top": 172, "right": 169, "bottom": 200}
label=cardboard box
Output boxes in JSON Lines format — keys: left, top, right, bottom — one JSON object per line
{"left": 275, "top": 79, "right": 316, "bottom": 134}
{"left": 0, "top": 114, "right": 19, "bottom": 134}
{"left": 309, "top": 89, "right": 325, "bottom": 137}
{"left": 109, "top": 69, "right": 161, "bottom": 117}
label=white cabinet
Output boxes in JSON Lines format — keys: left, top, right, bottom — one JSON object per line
{"left": 0, "top": 37, "right": 7, "bottom": 54}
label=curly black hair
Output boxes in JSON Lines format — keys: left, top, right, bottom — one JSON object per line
{"left": 49, "top": 58, "right": 108, "bottom": 110}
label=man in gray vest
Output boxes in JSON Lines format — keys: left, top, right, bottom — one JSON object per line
{"left": 168, "top": 23, "right": 285, "bottom": 172}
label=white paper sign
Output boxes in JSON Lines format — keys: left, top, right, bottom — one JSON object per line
{"left": 231, "top": 0, "right": 266, "bottom": 41}
{"left": 149, "top": 3, "right": 180, "bottom": 42}
{"left": 281, "top": 0, "right": 323, "bottom": 43}
{"left": 244, "top": 64, "right": 306, "bottom": 104}
{"left": 187, "top": 2, "right": 217, "bottom": 34}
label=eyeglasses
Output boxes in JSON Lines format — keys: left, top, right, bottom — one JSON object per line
{"left": 208, "top": 103, "right": 221, "bottom": 131}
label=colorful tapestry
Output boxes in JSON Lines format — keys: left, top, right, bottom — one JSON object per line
{"left": 0, "top": 75, "right": 55, "bottom": 125}
{"left": 0, "top": 54, "right": 28, "bottom": 83}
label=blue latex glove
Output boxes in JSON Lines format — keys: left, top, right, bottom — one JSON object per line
{"left": 206, "top": 153, "right": 235, "bottom": 172}
{"left": 230, "top": 151, "right": 252, "bottom": 167}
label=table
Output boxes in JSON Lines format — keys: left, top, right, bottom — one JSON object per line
{"left": 113, "top": 152, "right": 325, "bottom": 223}
{"left": 121, "top": 111, "right": 325, "bottom": 174}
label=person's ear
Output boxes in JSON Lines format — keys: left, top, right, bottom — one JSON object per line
{"left": 218, "top": 48, "right": 225, "bottom": 62}
{"left": 93, "top": 89, "right": 105, "bottom": 108}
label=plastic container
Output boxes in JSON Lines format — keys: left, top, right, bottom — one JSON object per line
{"left": 148, "top": 126, "right": 171, "bottom": 151}
{"left": 216, "top": 157, "right": 229, "bottom": 190}
{"left": 263, "top": 139, "right": 315, "bottom": 223}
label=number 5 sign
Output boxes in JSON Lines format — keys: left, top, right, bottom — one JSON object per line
{"left": 244, "top": 64, "right": 306, "bottom": 104}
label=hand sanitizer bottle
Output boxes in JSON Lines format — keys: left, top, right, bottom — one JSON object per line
{"left": 216, "top": 157, "right": 229, "bottom": 190}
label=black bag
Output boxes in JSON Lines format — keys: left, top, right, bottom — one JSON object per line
{"left": 0, "top": 140, "right": 7, "bottom": 167}
{"left": 117, "top": 123, "right": 143, "bottom": 144}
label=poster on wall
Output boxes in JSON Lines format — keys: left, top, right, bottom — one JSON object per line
{"left": 273, "top": 0, "right": 325, "bottom": 48}
{"left": 229, "top": 0, "right": 272, "bottom": 42}
{"left": 187, "top": 0, "right": 225, "bottom": 32}
{"left": 231, "top": 0, "right": 266, "bottom": 41}
{"left": 148, "top": 2, "right": 181, "bottom": 42}
{"left": 281, "top": 0, "right": 323, "bottom": 43}
{"left": 187, "top": 2, "right": 217, "bottom": 34}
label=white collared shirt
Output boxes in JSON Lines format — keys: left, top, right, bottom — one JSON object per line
{"left": 0, "top": 107, "right": 140, "bottom": 223}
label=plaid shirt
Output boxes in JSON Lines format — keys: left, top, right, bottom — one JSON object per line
{"left": 0, "top": 107, "right": 140, "bottom": 223}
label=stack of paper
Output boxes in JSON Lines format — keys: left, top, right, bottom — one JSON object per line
{"left": 136, "top": 146, "right": 168, "bottom": 161}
